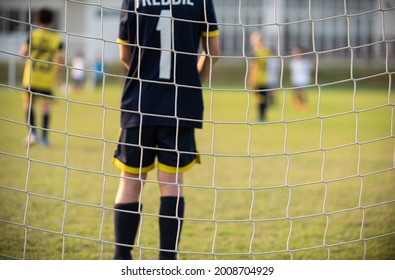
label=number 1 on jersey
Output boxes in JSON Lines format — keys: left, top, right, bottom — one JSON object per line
{"left": 156, "top": 10, "right": 172, "bottom": 80}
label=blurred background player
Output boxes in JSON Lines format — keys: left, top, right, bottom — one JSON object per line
{"left": 112, "top": 0, "right": 220, "bottom": 260}
{"left": 93, "top": 53, "right": 106, "bottom": 89}
{"left": 70, "top": 49, "right": 85, "bottom": 93}
{"left": 21, "top": 8, "right": 64, "bottom": 146}
{"left": 248, "top": 31, "right": 273, "bottom": 122}
{"left": 290, "top": 46, "right": 312, "bottom": 111}
{"left": 267, "top": 54, "right": 280, "bottom": 107}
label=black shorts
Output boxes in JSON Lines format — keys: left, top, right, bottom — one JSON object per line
{"left": 25, "top": 88, "right": 53, "bottom": 97}
{"left": 23, "top": 88, "right": 53, "bottom": 103}
{"left": 113, "top": 126, "right": 200, "bottom": 174}
{"left": 257, "top": 86, "right": 269, "bottom": 97}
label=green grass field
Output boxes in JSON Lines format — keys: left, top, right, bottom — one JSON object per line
{"left": 0, "top": 78, "right": 394, "bottom": 260}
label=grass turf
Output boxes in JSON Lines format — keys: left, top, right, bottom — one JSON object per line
{"left": 0, "top": 80, "right": 394, "bottom": 260}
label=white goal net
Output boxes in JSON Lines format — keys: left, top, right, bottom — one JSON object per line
{"left": 0, "top": 0, "right": 394, "bottom": 260}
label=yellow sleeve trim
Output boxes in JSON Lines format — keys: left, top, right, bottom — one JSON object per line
{"left": 202, "top": 29, "right": 220, "bottom": 38}
{"left": 117, "top": 38, "right": 129, "bottom": 45}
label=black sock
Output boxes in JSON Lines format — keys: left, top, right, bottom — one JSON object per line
{"left": 26, "top": 109, "right": 36, "bottom": 134}
{"left": 259, "top": 103, "right": 266, "bottom": 119}
{"left": 42, "top": 113, "right": 49, "bottom": 138}
{"left": 113, "top": 202, "right": 142, "bottom": 260}
{"left": 159, "top": 196, "right": 185, "bottom": 260}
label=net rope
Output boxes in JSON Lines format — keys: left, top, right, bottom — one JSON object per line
{"left": 0, "top": 0, "right": 394, "bottom": 260}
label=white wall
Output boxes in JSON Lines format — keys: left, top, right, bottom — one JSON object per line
{"left": 64, "top": 0, "right": 121, "bottom": 67}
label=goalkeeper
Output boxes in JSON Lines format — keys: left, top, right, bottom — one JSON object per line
{"left": 112, "top": 0, "right": 220, "bottom": 260}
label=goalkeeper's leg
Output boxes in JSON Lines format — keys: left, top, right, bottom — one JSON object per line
{"left": 113, "top": 171, "right": 145, "bottom": 260}
{"left": 158, "top": 171, "right": 185, "bottom": 260}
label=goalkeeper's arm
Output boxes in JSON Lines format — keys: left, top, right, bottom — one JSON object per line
{"left": 119, "top": 43, "right": 131, "bottom": 70}
{"left": 198, "top": 35, "right": 220, "bottom": 84}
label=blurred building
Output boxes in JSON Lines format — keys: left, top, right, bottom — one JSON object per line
{"left": 216, "top": 0, "right": 395, "bottom": 59}
{"left": 0, "top": 0, "right": 121, "bottom": 60}
{"left": 1, "top": 0, "right": 394, "bottom": 85}
{"left": 0, "top": 0, "right": 121, "bottom": 86}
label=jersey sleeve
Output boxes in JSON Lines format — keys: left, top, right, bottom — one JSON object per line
{"left": 117, "top": 0, "right": 131, "bottom": 44}
{"left": 201, "top": 0, "right": 219, "bottom": 38}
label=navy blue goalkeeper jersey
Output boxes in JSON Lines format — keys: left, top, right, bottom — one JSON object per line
{"left": 118, "top": 0, "right": 219, "bottom": 128}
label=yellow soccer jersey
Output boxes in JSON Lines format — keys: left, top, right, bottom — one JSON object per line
{"left": 22, "top": 28, "right": 63, "bottom": 91}
{"left": 252, "top": 47, "right": 272, "bottom": 87}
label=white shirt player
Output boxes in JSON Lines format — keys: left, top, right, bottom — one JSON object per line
{"left": 290, "top": 56, "right": 311, "bottom": 87}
